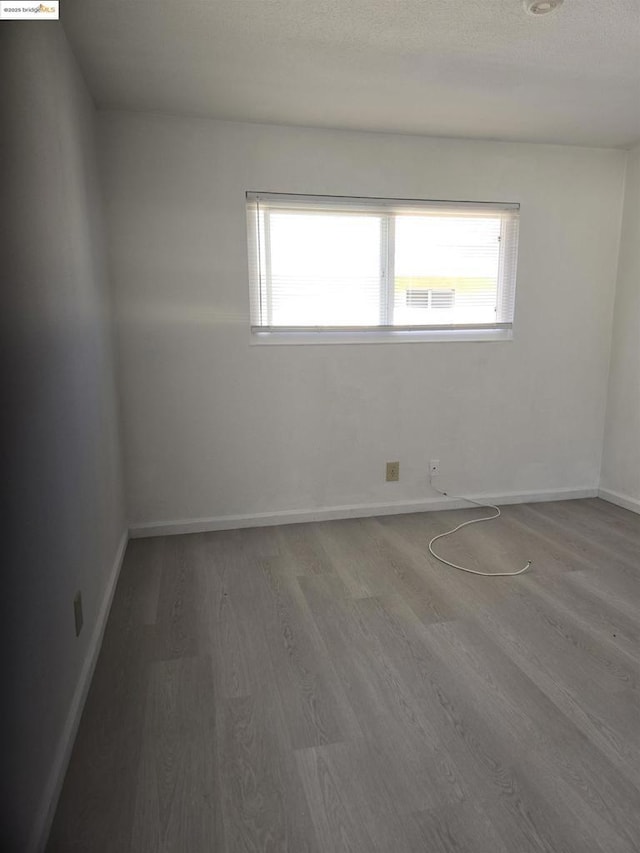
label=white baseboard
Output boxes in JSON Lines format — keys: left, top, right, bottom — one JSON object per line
{"left": 31, "top": 529, "right": 129, "bottom": 853}
{"left": 129, "top": 487, "right": 598, "bottom": 538}
{"left": 598, "top": 487, "right": 640, "bottom": 515}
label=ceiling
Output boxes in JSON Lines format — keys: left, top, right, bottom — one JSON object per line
{"left": 63, "top": 0, "right": 640, "bottom": 148}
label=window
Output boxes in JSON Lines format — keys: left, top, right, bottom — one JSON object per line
{"left": 246, "top": 193, "right": 520, "bottom": 342}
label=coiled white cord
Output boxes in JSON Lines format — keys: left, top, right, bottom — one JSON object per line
{"left": 428, "top": 475, "right": 531, "bottom": 577}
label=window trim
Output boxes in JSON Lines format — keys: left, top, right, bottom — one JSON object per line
{"left": 249, "top": 327, "right": 513, "bottom": 346}
{"left": 247, "top": 192, "right": 520, "bottom": 344}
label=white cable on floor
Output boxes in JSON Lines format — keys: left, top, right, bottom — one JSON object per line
{"left": 428, "top": 475, "right": 531, "bottom": 577}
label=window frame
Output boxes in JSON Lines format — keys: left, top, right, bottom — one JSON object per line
{"left": 246, "top": 192, "right": 520, "bottom": 345}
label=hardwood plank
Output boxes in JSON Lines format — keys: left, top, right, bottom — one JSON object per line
{"left": 298, "top": 576, "right": 428, "bottom": 727}
{"left": 218, "top": 694, "right": 319, "bottom": 852}
{"left": 540, "top": 499, "right": 640, "bottom": 550}
{"left": 49, "top": 499, "right": 640, "bottom": 853}
{"left": 402, "top": 804, "right": 511, "bottom": 853}
{"left": 299, "top": 579, "right": 583, "bottom": 853}
{"left": 348, "top": 594, "right": 594, "bottom": 853}
{"left": 130, "top": 656, "right": 221, "bottom": 852}
{"left": 124, "top": 536, "right": 164, "bottom": 625}
{"left": 198, "top": 530, "right": 253, "bottom": 699}
{"left": 458, "top": 585, "right": 640, "bottom": 787}
{"left": 359, "top": 516, "right": 466, "bottom": 622}
{"left": 258, "top": 559, "right": 362, "bottom": 749}
{"left": 563, "top": 569, "right": 640, "bottom": 628}
{"left": 314, "top": 517, "right": 399, "bottom": 598}
{"left": 154, "top": 534, "right": 206, "bottom": 661}
{"left": 583, "top": 497, "right": 640, "bottom": 535}
{"left": 275, "top": 522, "right": 335, "bottom": 576}
{"left": 510, "top": 503, "right": 640, "bottom": 579}
{"left": 295, "top": 740, "right": 410, "bottom": 852}
{"left": 420, "top": 618, "right": 640, "bottom": 852}
{"left": 518, "top": 572, "right": 640, "bottom": 672}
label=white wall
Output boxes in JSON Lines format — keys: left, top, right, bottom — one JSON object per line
{"left": 99, "top": 112, "right": 626, "bottom": 531}
{"left": 601, "top": 145, "right": 640, "bottom": 509}
{"left": 1, "top": 24, "right": 126, "bottom": 852}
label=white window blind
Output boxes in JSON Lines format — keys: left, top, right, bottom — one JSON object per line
{"left": 246, "top": 192, "right": 520, "bottom": 339}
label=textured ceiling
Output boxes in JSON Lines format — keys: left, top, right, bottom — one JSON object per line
{"left": 63, "top": 0, "right": 640, "bottom": 148}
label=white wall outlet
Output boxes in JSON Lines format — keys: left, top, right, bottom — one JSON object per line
{"left": 430, "top": 459, "right": 440, "bottom": 475}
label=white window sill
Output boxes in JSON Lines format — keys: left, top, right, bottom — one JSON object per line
{"left": 250, "top": 328, "right": 513, "bottom": 346}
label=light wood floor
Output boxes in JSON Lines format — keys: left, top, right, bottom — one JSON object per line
{"left": 47, "top": 498, "right": 640, "bottom": 852}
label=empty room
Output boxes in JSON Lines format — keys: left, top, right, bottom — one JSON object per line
{"left": 2, "top": 1, "right": 640, "bottom": 851}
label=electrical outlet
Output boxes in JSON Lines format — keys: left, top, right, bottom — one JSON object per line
{"left": 386, "top": 461, "right": 400, "bottom": 482}
{"left": 73, "top": 591, "right": 83, "bottom": 637}
{"left": 430, "top": 459, "right": 440, "bottom": 475}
